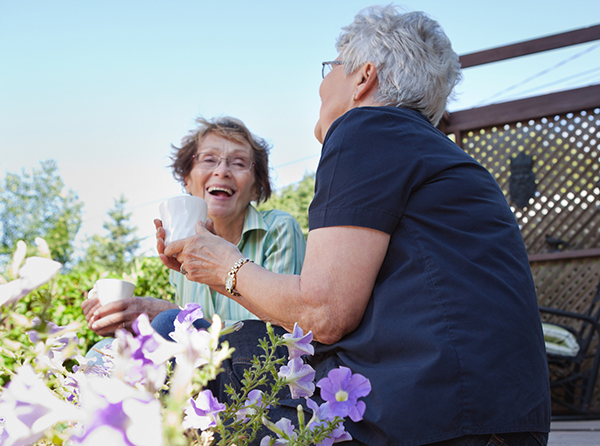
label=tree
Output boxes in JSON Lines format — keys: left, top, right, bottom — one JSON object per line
{"left": 0, "top": 160, "right": 83, "bottom": 265}
{"left": 257, "top": 173, "right": 315, "bottom": 237}
{"left": 83, "top": 194, "right": 142, "bottom": 274}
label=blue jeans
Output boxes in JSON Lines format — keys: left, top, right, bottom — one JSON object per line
{"left": 84, "top": 337, "right": 115, "bottom": 367}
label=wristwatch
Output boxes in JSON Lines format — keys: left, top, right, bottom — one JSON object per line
{"left": 225, "top": 258, "right": 253, "bottom": 297}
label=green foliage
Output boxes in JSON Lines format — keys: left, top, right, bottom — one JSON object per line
{"left": 0, "top": 176, "right": 175, "bottom": 387}
{"left": 257, "top": 173, "right": 315, "bottom": 237}
{"left": 127, "top": 256, "right": 176, "bottom": 302}
{"left": 82, "top": 194, "right": 142, "bottom": 275}
{"left": 0, "top": 160, "right": 83, "bottom": 266}
{"left": 0, "top": 254, "right": 174, "bottom": 387}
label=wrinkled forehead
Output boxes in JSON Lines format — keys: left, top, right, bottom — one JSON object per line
{"left": 198, "top": 132, "right": 254, "bottom": 156}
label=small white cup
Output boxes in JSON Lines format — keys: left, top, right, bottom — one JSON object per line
{"left": 159, "top": 196, "right": 208, "bottom": 245}
{"left": 89, "top": 279, "right": 135, "bottom": 306}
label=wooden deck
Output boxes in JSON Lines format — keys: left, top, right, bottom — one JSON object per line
{"left": 549, "top": 419, "right": 600, "bottom": 445}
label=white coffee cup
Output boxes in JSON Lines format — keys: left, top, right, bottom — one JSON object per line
{"left": 159, "top": 195, "right": 208, "bottom": 245}
{"left": 89, "top": 279, "right": 135, "bottom": 306}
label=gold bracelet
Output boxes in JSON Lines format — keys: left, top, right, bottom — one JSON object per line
{"left": 225, "top": 258, "right": 253, "bottom": 297}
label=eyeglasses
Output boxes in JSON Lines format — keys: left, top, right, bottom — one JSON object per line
{"left": 192, "top": 153, "right": 254, "bottom": 172}
{"left": 321, "top": 60, "right": 344, "bottom": 79}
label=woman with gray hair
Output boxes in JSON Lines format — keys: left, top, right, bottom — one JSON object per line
{"left": 157, "top": 6, "right": 550, "bottom": 445}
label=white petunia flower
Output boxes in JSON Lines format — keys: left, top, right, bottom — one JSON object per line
{"left": 0, "top": 365, "right": 81, "bottom": 446}
{"left": 0, "top": 257, "right": 62, "bottom": 307}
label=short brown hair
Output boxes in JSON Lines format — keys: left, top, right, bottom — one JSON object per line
{"left": 169, "top": 116, "right": 272, "bottom": 203}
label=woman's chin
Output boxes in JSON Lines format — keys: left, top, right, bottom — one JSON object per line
{"left": 314, "top": 120, "right": 325, "bottom": 144}
{"left": 207, "top": 203, "right": 243, "bottom": 223}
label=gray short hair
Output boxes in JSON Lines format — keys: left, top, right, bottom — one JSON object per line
{"left": 336, "top": 5, "right": 462, "bottom": 126}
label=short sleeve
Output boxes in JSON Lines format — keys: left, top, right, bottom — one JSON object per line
{"left": 309, "top": 107, "right": 426, "bottom": 234}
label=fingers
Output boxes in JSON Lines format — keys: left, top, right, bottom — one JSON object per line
{"left": 159, "top": 252, "right": 182, "bottom": 271}
{"left": 81, "top": 297, "right": 101, "bottom": 323}
{"left": 90, "top": 315, "right": 127, "bottom": 337}
{"left": 155, "top": 222, "right": 167, "bottom": 256}
{"left": 164, "top": 239, "right": 185, "bottom": 259}
{"left": 156, "top": 227, "right": 182, "bottom": 272}
{"left": 90, "top": 299, "right": 135, "bottom": 335}
{"left": 205, "top": 217, "right": 217, "bottom": 235}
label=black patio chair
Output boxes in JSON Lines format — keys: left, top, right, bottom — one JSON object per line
{"left": 539, "top": 286, "right": 600, "bottom": 419}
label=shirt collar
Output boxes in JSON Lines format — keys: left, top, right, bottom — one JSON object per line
{"left": 238, "top": 204, "right": 268, "bottom": 247}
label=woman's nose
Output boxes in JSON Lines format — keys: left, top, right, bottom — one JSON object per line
{"left": 213, "top": 158, "right": 231, "bottom": 175}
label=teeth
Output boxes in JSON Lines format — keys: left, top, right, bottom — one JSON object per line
{"left": 208, "top": 186, "right": 234, "bottom": 196}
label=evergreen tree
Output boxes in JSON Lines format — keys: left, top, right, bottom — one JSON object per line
{"left": 0, "top": 160, "right": 83, "bottom": 266}
{"left": 84, "top": 194, "right": 142, "bottom": 274}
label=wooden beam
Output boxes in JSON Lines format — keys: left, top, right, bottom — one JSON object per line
{"left": 439, "top": 84, "right": 600, "bottom": 135}
{"left": 460, "top": 24, "right": 600, "bottom": 68}
{"left": 529, "top": 248, "right": 600, "bottom": 263}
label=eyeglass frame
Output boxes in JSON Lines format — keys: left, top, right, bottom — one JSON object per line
{"left": 191, "top": 152, "right": 255, "bottom": 172}
{"left": 321, "top": 60, "right": 344, "bottom": 79}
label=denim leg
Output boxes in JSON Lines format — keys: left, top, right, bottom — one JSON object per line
{"left": 84, "top": 337, "right": 115, "bottom": 367}
{"left": 204, "top": 320, "right": 312, "bottom": 446}
{"left": 204, "top": 320, "right": 290, "bottom": 402}
{"left": 153, "top": 316, "right": 362, "bottom": 445}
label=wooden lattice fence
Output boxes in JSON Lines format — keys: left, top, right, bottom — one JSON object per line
{"left": 461, "top": 107, "right": 600, "bottom": 254}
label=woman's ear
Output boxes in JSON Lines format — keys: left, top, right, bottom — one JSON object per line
{"left": 354, "top": 63, "right": 379, "bottom": 104}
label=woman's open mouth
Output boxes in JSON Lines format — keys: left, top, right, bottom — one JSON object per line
{"left": 207, "top": 186, "right": 234, "bottom": 198}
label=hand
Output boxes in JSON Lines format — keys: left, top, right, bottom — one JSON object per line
{"left": 81, "top": 295, "right": 102, "bottom": 327}
{"left": 82, "top": 295, "right": 178, "bottom": 337}
{"left": 163, "top": 220, "right": 242, "bottom": 290}
{"left": 155, "top": 218, "right": 182, "bottom": 271}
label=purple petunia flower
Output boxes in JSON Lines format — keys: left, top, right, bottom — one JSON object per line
{"left": 0, "top": 365, "right": 81, "bottom": 446}
{"left": 0, "top": 417, "right": 7, "bottom": 445}
{"left": 281, "top": 323, "right": 314, "bottom": 359}
{"left": 316, "top": 367, "right": 371, "bottom": 422}
{"left": 110, "top": 314, "right": 179, "bottom": 393}
{"left": 260, "top": 417, "right": 297, "bottom": 446}
{"left": 28, "top": 318, "right": 79, "bottom": 356}
{"left": 306, "top": 398, "right": 333, "bottom": 423}
{"left": 73, "top": 374, "right": 162, "bottom": 446}
{"left": 26, "top": 318, "right": 80, "bottom": 373}
{"left": 318, "top": 424, "right": 353, "bottom": 446}
{"left": 182, "top": 389, "right": 226, "bottom": 431}
{"left": 174, "top": 303, "right": 204, "bottom": 332}
{"left": 278, "top": 358, "right": 315, "bottom": 399}
{"left": 166, "top": 303, "right": 214, "bottom": 371}
{"left": 305, "top": 399, "right": 352, "bottom": 446}
{"left": 235, "top": 389, "right": 269, "bottom": 422}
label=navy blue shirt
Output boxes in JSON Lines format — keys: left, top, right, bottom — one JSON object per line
{"left": 308, "top": 107, "right": 551, "bottom": 446}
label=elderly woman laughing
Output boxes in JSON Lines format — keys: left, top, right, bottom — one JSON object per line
{"left": 83, "top": 116, "right": 305, "bottom": 336}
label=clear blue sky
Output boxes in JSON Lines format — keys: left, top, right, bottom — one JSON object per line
{"left": 1, "top": 0, "right": 599, "bottom": 255}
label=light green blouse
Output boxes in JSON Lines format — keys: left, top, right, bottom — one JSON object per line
{"left": 169, "top": 205, "right": 306, "bottom": 326}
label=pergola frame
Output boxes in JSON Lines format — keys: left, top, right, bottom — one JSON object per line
{"left": 438, "top": 24, "right": 600, "bottom": 143}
